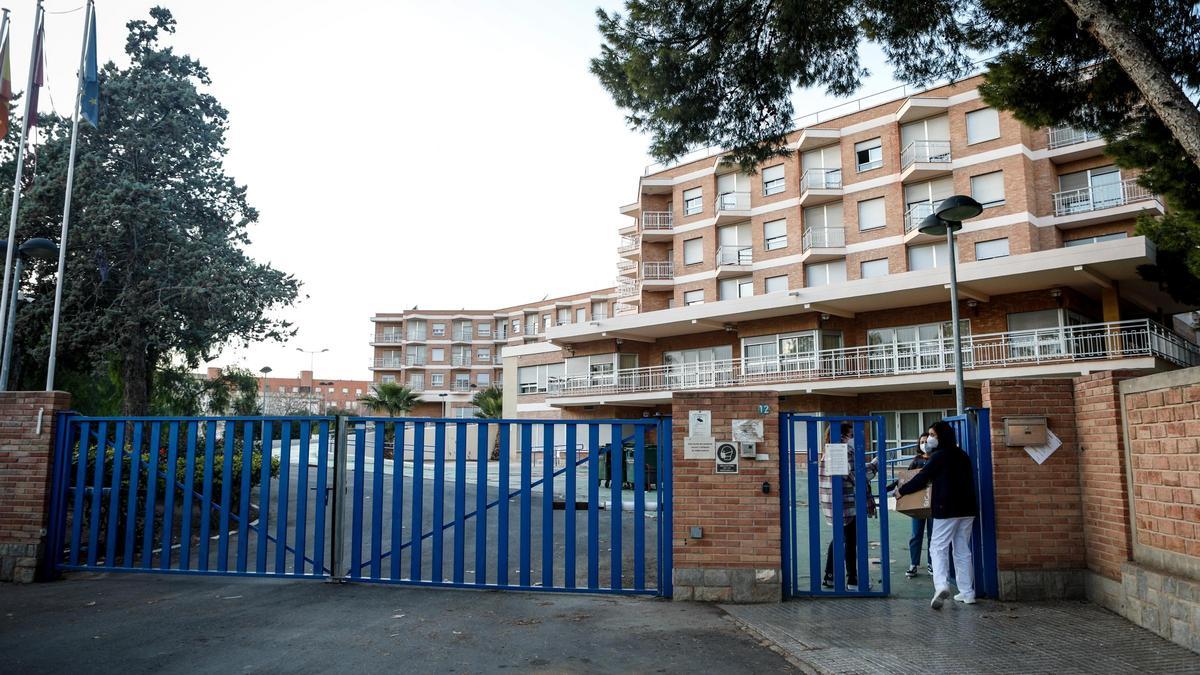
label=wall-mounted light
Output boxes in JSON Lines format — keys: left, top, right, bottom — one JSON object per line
{"left": 1050, "top": 288, "right": 1064, "bottom": 307}
{"left": 820, "top": 313, "right": 831, "bottom": 321}
{"left": 724, "top": 323, "right": 735, "bottom": 332}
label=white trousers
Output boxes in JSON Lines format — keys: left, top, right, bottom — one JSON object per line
{"left": 930, "top": 516, "right": 975, "bottom": 598}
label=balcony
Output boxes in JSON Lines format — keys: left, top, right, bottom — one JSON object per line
{"left": 799, "top": 168, "right": 843, "bottom": 206}
{"left": 451, "top": 355, "right": 471, "bottom": 367}
{"left": 405, "top": 332, "right": 427, "bottom": 342}
{"left": 642, "top": 261, "right": 674, "bottom": 281}
{"left": 900, "top": 140, "right": 952, "bottom": 181}
{"left": 372, "top": 332, "right": 404, "bottom": 345}
{"left": 714, "top": 191, "right": 751, "bottom": 225}
{"left": 903, "top": 202, "right": 940, "bottom": 243}
{"left": 371, "top": 357, "right": 405, "bottom": 370}
{"left": 546, "top": 319, "right": 1199, "bottom": 399}
{"left": 1051, "top": 178, "right": 1163, "bottom": 229}
{"left": 715, "top": 245, "right": 753, "bottom": 277}
{"left": 452, "top": 381, "right": 474, "bottom": 393}
{"left": 618, "top": 234, "right": 641, "bottom": 257}
{"left": 1047, "top": 126, "right": 1105, "bottom": 163}
{"left": 405, "top": 353, "right": 427, "bottom": 366}
{"left": 801, "top": 227, "right": 847, "bottom": 262}
{"left": 616, "top": 279, "right": 641, "bottom": 299}
{"left": 614, "top": 302, "right": 638, "bottom": 316}
{"left": 641, "top": 211, "right": 674, "bottom": 241}
{"left": 451, "top": 330, "right": 474, "bottom": 342}
{"left": 617, "top": 258, "right": 637, "bottom": 274}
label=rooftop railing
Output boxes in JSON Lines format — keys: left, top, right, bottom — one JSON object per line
{"left": 1052, "top": 178, "right": 1155, "bottom": 217}
{"left": 900, "top": 140, "right": 952, "bottom": 169}
{"left": 547, "top": 319, "right": 1198, "bottom": 398}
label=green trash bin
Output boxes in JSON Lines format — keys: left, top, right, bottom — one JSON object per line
{"left": 598, "top": 443, "right": 614, "bottom": 488}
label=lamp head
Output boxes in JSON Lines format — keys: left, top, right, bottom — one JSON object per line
{"left": 259, "top": 366, "right": 272, "bottom": 375}
{"left": 934, "top": 194, "right": 983, "bottom": 222}
{"left": 917, "top": 214, "right": 961, "bottom": 236}
{"left": 18, "top": 238, "right": 59, "bottom": 261}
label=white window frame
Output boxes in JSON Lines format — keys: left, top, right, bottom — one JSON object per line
{"left": 1064, "top": 232, "right": 1127, "bottom": 247}
{"left": 431, "top": 347, "right": 445, "bottom": 362}
{"left": 764, "top": 218, "right": 787, "bottom": 250}
{"left": 430, "top": 373, "right": 445, "bottom": 388}
{"left": 683, "top": 289, "right": 704, "bottom": 306}
{"left": 805, "top": 259, "right": 847, "bottom": 287}
{"left": 762, "top": 164, "right": 785, "bottom": 196}
{"left": 432, "top": 323, "right": 446, "bottom": 337}
{"left": 857, "top": 196, "right": 886, "bottom": 231}
{"left": 683, "top": 237, "right": 704, "bottom": 265}
{"left": 860, "top": 258, "right": 889, "bottom": 279}
{"left": 718, "top": 276, "right": 754, "bottom": 301}
{"left": 683, "top": 187, "right": 704, "bottom": 216}
{"left": 855, "top": 138, "right": 883, "bottom": 172}
{"left": 907, "top": 242, "right": 950, "bottom": 271}
{"left": 965, "top": 107, "right": 1000, "bottom": 144}
{"left": 765, "top": 275, "right": 789, "bottom": 294}
{"left": 970, "top": 170, "right": 1006, "bottom": 208}
{"left": 975, "top": 238, "right": 1010, "bottom": 261}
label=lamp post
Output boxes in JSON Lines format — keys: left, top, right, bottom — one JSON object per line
{"left": 296, "top": 346, "right": 329, "bottom": 374}
{"left": 259, "top": 366, "right": 273, "bottom": 415}
{"left": 918, "top": 195, "right": 984, "bottom": 415}
{"left": 438, "top": 392, "right": 448, "bottom": 419}
{"left": 318, "top": 380, "right": 335, "bottom": 415}
{"left": 0, "top": 238, "right": 60, "bottom": 390}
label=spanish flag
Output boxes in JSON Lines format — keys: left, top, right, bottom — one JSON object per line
{"left": 0, "top": 31, "right": 10, "bottom": 139}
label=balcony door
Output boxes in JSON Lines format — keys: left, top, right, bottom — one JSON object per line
{"left": 1058, "top": 165, "right": 1121, "bottom": 213}
{"left": 718, "top": 223, "right": 753, "bottom": 264}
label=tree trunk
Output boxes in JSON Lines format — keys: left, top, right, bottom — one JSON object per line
{"left": 1062, "top": 0, "right": 1200, "bottom": 170}
{"left": 121, "top": 340, "right": 150, "bottom": 416}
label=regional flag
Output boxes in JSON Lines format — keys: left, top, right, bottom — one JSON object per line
{"left": 0, "top": 32, "right": 11, "bottom": 138}
{"left": 81, "top": 6, "right": 98, "bottom": 128}
{"left": 27, "top": 22, "right": 43, "bottom": 129}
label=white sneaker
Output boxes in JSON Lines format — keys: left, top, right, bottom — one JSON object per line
{"left": 930, "top": 588, "right": 951, "bottom": 610}
{"left": 953, "top": 593, "right": 976, "bottom": 604}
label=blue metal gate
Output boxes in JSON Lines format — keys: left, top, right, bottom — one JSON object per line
{"left": 45, "top": 413, "right": 674, "bottom": 598}
{"left": 337, "top": 417, "right": 673, "bottom": 596}
{"left": 944, "top": 409, "right": 999, "bottom": 599}
{"left": 780, "top": 415, "right": 891, "bottom": 597}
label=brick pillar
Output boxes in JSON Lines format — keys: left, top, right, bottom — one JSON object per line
{"left": 671, "top": 390, "right": 781, "bottom": 603}
{"left": 0, "top": 391, "right": 72, "bottom": 582}
{"left": 981, "top": 379, "right": 1085, "bottom": 600}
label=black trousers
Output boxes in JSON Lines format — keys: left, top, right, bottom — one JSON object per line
{"left": 824, "top": 517, "right": 859, "bottom": 585}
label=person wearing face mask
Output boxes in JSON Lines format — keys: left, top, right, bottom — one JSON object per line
{"left": 895, "top": 421, "right": 978, "bottom": 609}
{"left": 904, "top": 433, "right": 934, "bottom": 578}
{"left": 820, "top": 422, "right": 879, "bottom": 589}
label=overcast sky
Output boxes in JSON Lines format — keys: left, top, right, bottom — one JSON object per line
{"left": 16, "top": 1, "right": 900, "bottom": 381}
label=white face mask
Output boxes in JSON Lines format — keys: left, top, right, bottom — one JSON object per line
{"left": 926, "top": 436, "right": 939, "bottom": 450}
{"left": 919, "top": 442, "right": 926, "bottom": 452}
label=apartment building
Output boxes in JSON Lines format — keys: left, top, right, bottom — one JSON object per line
{"left": 370, "top": 288, "right": 617, "bottom": 418}
{"left": 497, "top": 73, "right": 1198, "bottom": 445}
{"left": 203, "top": 368, "right": 373, "bottom": 415}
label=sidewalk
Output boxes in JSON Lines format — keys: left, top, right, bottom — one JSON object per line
{"left": 722, "top": 598, "right": 1199, "bottom": 674}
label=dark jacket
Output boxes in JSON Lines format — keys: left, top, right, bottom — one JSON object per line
{"left": 907, "top": 454, "right": 930, "bottom": 471}
{"left": 897, "top": 445, "right": 978, "bottom": 519}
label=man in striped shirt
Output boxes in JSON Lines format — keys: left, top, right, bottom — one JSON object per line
{"left": 820, "top": 422, "right": 879, "bottom": 588}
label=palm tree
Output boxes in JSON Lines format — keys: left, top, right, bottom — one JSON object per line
{"left": 471, "top": 385, "right": 504, "bottom": 459}
{"left": 358, "top": 382, "right": 420, "bottom": 417}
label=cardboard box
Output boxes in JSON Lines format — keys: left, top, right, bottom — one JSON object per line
{"left": 895, "top": 469, "right": 932, "bottom": 519}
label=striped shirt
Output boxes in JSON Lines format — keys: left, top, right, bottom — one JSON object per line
{"left": 819, "top": 443, "right": 879, "bottom": 525}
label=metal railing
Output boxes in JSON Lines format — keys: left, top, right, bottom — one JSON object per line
{"left": 617, "top": 259, "right": 637, "bottom": 273}
{"left": 546, "top": 319, "right": 1199, "bottom": 398}
{"left": 900, "top": 140, "right": 952, "bottom": 169}
{"left": 373, "top": 332, "right": 404, "bottom": 343}
{"left": 642, "top": 261, "right": 674, "bottom": 280}
{"left": 452, "top": 381, "right": 474, "bottom": 392}
{"left": 405, "top": 353, "right": 427, "bottom": 366}
{"left": 716, "top": 191, "right": 751, "bottom": 212}
{"left": 451, "top": 355, "right": 471, "bottom": 367}
{"left": 802, "top": 227, "right": 846, "bottom": 250}
{"left": 406, "top": 331, "right": 427, "bottom": 341}
{"left": 801, "top": 167, "right": 842, "bottom": 190}
{"left": 1048, "top": 125, "right": 1102, "bottom": 149}
{"left": 372, "top": 357, "right": 405, "bottom": 369}
{"left": 452, "top": 330, "right": 473, "bottom": 342}
{"left": 718, "top": 245, "right": 753, "bottom": 265}
{"left": 618, "top": 235, "right": 640, "bottom": 254}
{"left": 616, "top": 280, "right": 640, "bottom": 298}
{"left": 642, "top": 211, "right": 673, "bottom": 230}
{"left": 904, "top": 202, "right": 935, "bottom": 232}
{"left": 614, "top": 302, "right": 638, "bottom": 316}
{"left": 1052, "top": 178, "right": 1155, "bottom": 217}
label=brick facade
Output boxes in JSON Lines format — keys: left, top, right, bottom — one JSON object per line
{"left": 0, "top": 391, "right": 72, "bottom": 582}
{"left": 1073, "top": 371, "right": 1135, "bottom": 582}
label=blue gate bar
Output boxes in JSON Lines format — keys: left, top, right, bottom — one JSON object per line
{"left": 69, "top": 420, "right": 88, "bottom": 567}
{"left": 294, "top": 420, "right": 311, "bottom": 575}
{"left": 144, "top": 422, "right": 162, "bottom": 570}
{"left": 162, "top": 422, "right": 182, "bottom": 570}
{"left": 180, "top": 422, "right": 198, "bottom": 570}
{"left": 474, "top": 423, "right": 487, "bottom": 586}
{"left": 805, "top": 420, "right": 819, "bottom": 594}
{"left": 256, "top": 421, "right": 273, "bottom": 574}
{"left": 541, "top": 423, "right": 554, "bottom": 590}
{"left": 610, "top": 422, "right": 622, "bottom": 590}
{"left": 853, "top": 420, "right": 869, "bottom": 592}
{"left": 350, "top": 422, "right": 366, "bottom": 579}
{"left": 236, "top": 421, "right": 253, "bottom": 573}
{"left": 497, "top": 422, "right": 510, "bottom": 586}
{"left": 519, "top": 423, "right": 532, "bottom": 587}
{"left": 587, "top": 424, "right": 599, "bottom": 590}
{"left": 633, "top": 424, "right": 645, "bottom": 590}
{"left": 409, "top": 422, "right": 425, "bottom": 580}
{"left": 432, "top": 422, "right": 447, "bottom": 583}
{"left": 391, "top": 421, "right": 406, "bottom": 581}
{"left": 314, "top": 420, "right": 330, "bottom": 576}
{"left": 660, "top": 418, "right": 673, "bottom": 598}
{"left": 875, "top": 416, "right": 891, "bottom": 597}
{"left": 218, "top": 422, "right": 235, "bottom": 572}
{"left": 453, "top": 422, "right": 467, "bottom": 585}
{"left": 276, "top": 421, "right": 293, "bottom": 575}
{"left": 199, "top": 422, "right": 217, "bottom": 572}
{"left": 123, "top": 422, "right": 142, "bottom": 568}
{"left": 564, "top": 424, "right": 577, "bottom": 589}
{"left": 370, "top": 421, "right": 385, "bottom": 580}
{"left": 86, "top": 422, "right": 108, "bottom": 567}
{"left": 104, "top": 422, "right": 126, "bottom": 567}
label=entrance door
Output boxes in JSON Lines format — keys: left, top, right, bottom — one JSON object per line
{"left": 780, "top": 414, "right": 891, "bottom": 597}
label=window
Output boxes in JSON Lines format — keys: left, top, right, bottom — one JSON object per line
{"left": 970, "top": 171, "right": 1005, "bottom": 208}
{"left": 576, "top": 307, "right": 586, "bottom": 322}
{"left": 718, "top": 222, "right": 752, "bottom": 264}
{"left": 477, "top": 373, "right": 490, "bottom": 386}
{"left": 855, "top": 138, "right": 883, "bottom": 172}
{"left": 543, "top": 314, "right": 552, "bottom": 331}
{"left": 525, "top": 317, "right": 537, "bottom": 335}
{"left": 907, "top": 242, "right": 950, "bottom": 270}
{"left": 564, "top": 353, "right": 637, "bottom": 388}
{"left": 591, "top": 301, "right": 608, "bottom": 320}
{"left": 872, "top": 409, "right": 955, "bottom": 451}
{"left": 804, "top": 202, "right": 843, "bottom": 230}
{"left": 765, "top": 275, "right": 789, "bottom": 294}
{"left": 477, "top": 348, "right": 490, "bottom": 361}
{"left": 355, "top": 389, "right": 362, "bottom": 396}
{"left": 432, "top": 323, "right": 446, "bottom": 337}
{"left": 407, "top": 320, "right": 426, "bottom": 340}
{"left": 741, "top": 330, "right": 842, "bottom": 373}
{"left": 1064, "top": 232, "right": 1127, "bottom": 247}
{"left": 430, "top": 373, "right": 444, "bottom": 388}
{"left": 684, "top": 289, "right": 704, "bottom": 306}
{"left": 683, "top": 237, "right": 703, "bottom": 265}
{"left": 478, "top": 323, "right": 491, "bottom": 336}
{"left": 517, "top": 363, "right": 563, "bottom": 394}
{"left": 408, "top": 374, "right": 425, "bottom": 390}
{"left": 867, "top": 320, "right": 971, "bottom": 374}
{"left": 975, "top": 238, "right": 1010, "bottom": 260}
{"left": 764, "top": 219, "right": 787, "bottom": 250}
{"left": 718, "top": 276, "right": 754, "bottom": 301}
{"left": 511, "top": 319, "right": 521, "bottom": 334}
{"left": 857, "top": 197, "right": 886, "bottom": 231}
{"left": 381, "top": 375, "right": 396, "bottom": 384}
{"left": 341, "top": 387, "right": 349, "bottom": 394}
{"left": 683, "top": 187, "right": 703, "bottom": 216}
{"left": 1057, "top": 165, "right": 1123, "bottom": 213}
{"left": 965, "top": 107, "right": 1000, "bottom": 144}
{"left": 431, "top": 347, "right": 445, "bottom": 362}
{"left": 762, "top": 164, "right": 785, "bottom": 196}
{"left": 662, "top": 345, "right": 734, "bottom": 387}
{"left": 556, "top": 308, "right": 570, "bottom": 325}
{"left": 860, "top": 258, "right": 889, "bottom": 279}
{"left": 801, "top": 146, "right": 842, "bottom": 189}
{"left": 454, "top": 374, "right": 470, "bottom": 389}
{"left": 904, "top": 176, "right": 954, "bottom": 225}
{"left": 805, "top": 260, "right": 847, "bottom": 286}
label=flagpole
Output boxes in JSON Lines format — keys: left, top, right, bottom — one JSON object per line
{"left": 45, "top": 0, "right": 92, "bottom": 392}
{"left": 0, "top": 0, "right": 42, "bottom": 391}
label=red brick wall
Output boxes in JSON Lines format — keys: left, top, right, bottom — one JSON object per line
{"left": 1073, "top": 371, "right": 1135, "bottom": 580}
{"left": 0, "top": 391, "right": 72, "bottom": 582}
{"left": 671, "top": 391, "right": 780, "bottom": 570}
{"left": 981, "top": 379, "right": 1086, "bottom": 572}
{"left": 1123, "top": 374, "right": 1200, "bottom": 561}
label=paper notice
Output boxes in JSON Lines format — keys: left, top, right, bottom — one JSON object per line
{"left": 824, "top": 443, "right": 850, "bottom": 476}
{"left": 1024, "top": 429, "right": 1062, "bottom": 465}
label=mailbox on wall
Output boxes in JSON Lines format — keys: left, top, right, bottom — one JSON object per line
{"left": 1003, "top": 416, "right": 1048, "bottom": 446}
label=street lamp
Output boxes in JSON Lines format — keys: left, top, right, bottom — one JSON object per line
{"left": 438, "top": 392, "right": 448, "bottom": 419}
{"left": 0, "top": 238, "right": 60, "bottom": 390}
{"left": 317, "top": 380, "right": 335, "bottom": 415}
{"left": 295, "top": 346, "right": 329, "bottom": 373}
{"left": 918, "top": 195, "right": 984, "bottom": 415}
{"left": 259, "top": 366, "right": 273, "bottom": 415}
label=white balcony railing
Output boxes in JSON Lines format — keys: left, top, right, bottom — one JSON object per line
{"left": 452, "top": 331, "right": 473, "bottom": 342}
{"left": 716, "top": 191, "right": 751, "bottom": 212}
{"left": 642, "top": 211, "right": 673, "bottom": 230}
{"left": 373, "top": 332, "right": 404, "bottom": 343}
{"left": 1052, "top": 178, "right": 1155, "bottom": 217}
{"left": 372, "top": 357, "right": 405, "bottom": 369}
{"left": 614, "top": 302, "right": 638, "bottom": 316}
{"left": 452, "top": 381, "right": 473, "bottom": 393}
{"left": 617, "top": 258, "right": 637, "bottom": 273}
{"left": 904, "top": 202, "right": 936, "bottom": 232}
{"left": 405, "top": 353, "right": 427, "bottom": 366}
{"left": 452, "top": 355, "right": 471, "bottom": 367}
{"left": 801, "top": 167, "right": 842, "bottom": 190}
{"left": 900, "top": 140, "right": 952, "bottom": 169}
{"left": 642, "top": 261, "right": 674, "bottom": 280}
{"left": 802, "top": 227, "right": 846, "bottom": 250}
{"left": 546, "top": 320, "right": 1198, "bottom": 398}
{"left": 618, "top": 235, "right": 640, "bottom": 254}
{"left": 718, "top": 245, "right": 753, "bottom": 265}
{"left": 616, "top": 280, "right": 640, "bottom": 298}
{"left": 406, "top": 331, "right": 427, "bottom": 341}
{"left": 1048, "top": 125, "right": 1102, "bottom": 149}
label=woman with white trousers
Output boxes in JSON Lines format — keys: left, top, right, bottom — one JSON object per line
{"left": 895, "top": 420, "right": 979, "bottom": 609}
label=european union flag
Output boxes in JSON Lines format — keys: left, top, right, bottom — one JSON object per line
{"left": 81, "top": 6, "right": 98, "bottom": 128}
